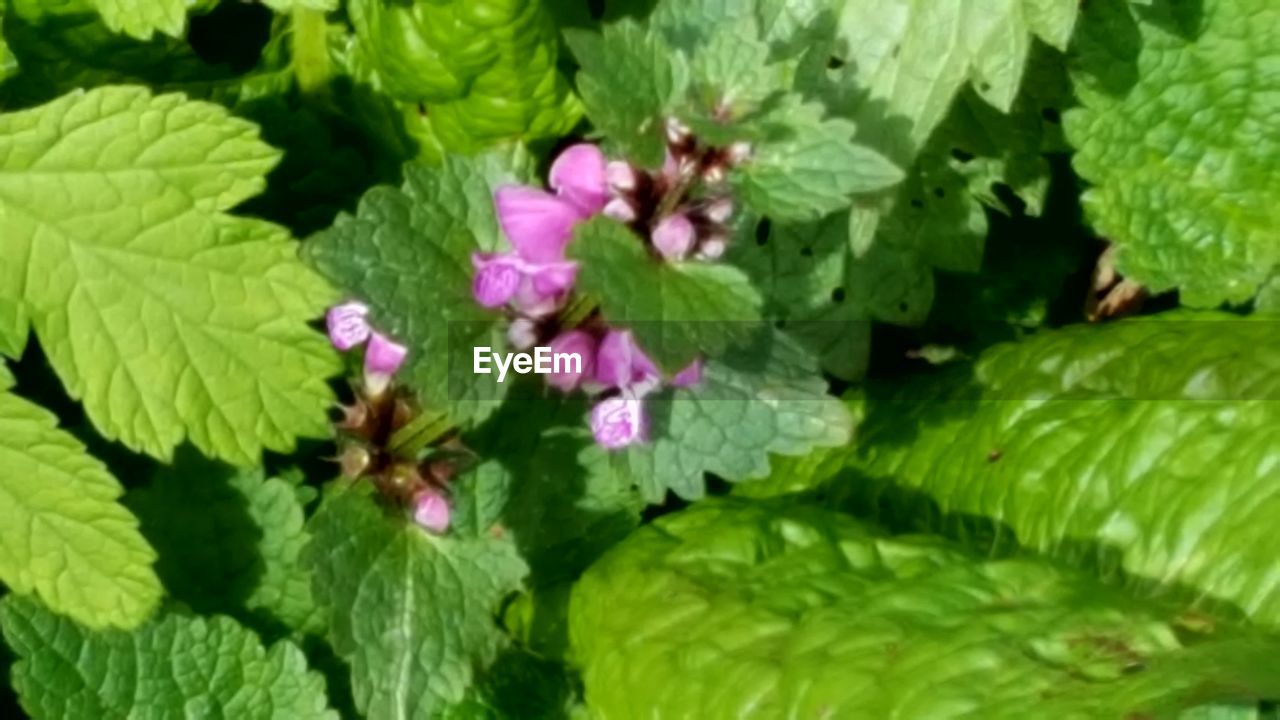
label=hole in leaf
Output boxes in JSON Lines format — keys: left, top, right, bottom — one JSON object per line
{"left": 951, "top": 148, "right": 975, "bottom": 163}
{"left": 827, "top": 56, "right": 846, "bottom": 70}
{"left": 891, "top": 45, "right": 901, "bottom": 59}
{"left": 933, "top": 187, "right": 946, "bottom": 199}
{"left": 898, "top": 302, "right": 909, "bottom": 313}
{"left": 801, "top": 247, "right": 814, "bottom": 258}
{"left": 755, "top": 219, "right": 771, "bottom": 246}
{"left": 979, "top": 81, "right": 992, "bottom": 92}
{"left": 774, "top": 319, "right": 788, "bottom": 330}
{"left": 831, "top": 288, "right": 846, "bottom": 304}
{"left": 910, "top": 199, "right": 925, "bottom": 209}
{"left": 1042, "top": 107, "right": 1062, "bottom": 124}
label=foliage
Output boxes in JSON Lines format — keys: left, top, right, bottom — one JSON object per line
{"left": 0, "top": 0, "right": 1275, "bottom": 718}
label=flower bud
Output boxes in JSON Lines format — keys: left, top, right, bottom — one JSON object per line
{"left": 471, "top": 254, "right": 522, "bottom": 308}
{"left": 728, "top": 141, "right": 753, "bottom": 164}
{"left": 603, "top": 197, "right": 638, "bottom": 223}
{"left": 696, "top": 234, "right": 728, "bottom": 261}
{"left": 412, "top": 490, "right": 451, "bottom": 533}
{"left": 704, "top": 198, "right": 734, "bottom": 225}
{"left": 364, "top": 332, "right": 408, "bottom": 397}
{"left": 666, "top": 117, "right": 692, "bottom": 145}
{"left": 672, "top": 358, "right": 704, "bottom": 388}
{"left": 590, "top": 391, "right": 648, "bottom": 450}
{"left": 339, "top": 444, "right": 372, "bottom": 479}
{"left": 652, "top": 214, "right": 697, "bottom": 261}
{"left": 327, "top": 301, "right": 371, "bottom": 351}
{"left": 507, "top": 317, "right": 539, "bottom": 350}
{"left": 606, "top": 161, "right": 637, "bottom": 192}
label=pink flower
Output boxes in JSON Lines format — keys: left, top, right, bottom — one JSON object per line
{"left": 364, "top": 332, "right": 408, "bottom": 397}
{"left": 672, "top": 358, "right": 704, "bottom": 388}
{"left": 471, "top": 253, "right": 578, "bottom": 317}
{"left": 494, "top": 144, "right": 609, "bottom": 264}
{"left": 327, "top": 301, "right": 371, "bottom": 351}
{"left": 412, "top": 490, "right": 450, "bottom": 533}
{"left": 590, "top": 390, "right": 648, "bottom": 450}
{"left": 595, "top": 330, "right": 659, "bottom": 390}
{"left": 652, "top": 214, "right": 696, "bottom": 261}
{"left": 546, "top": 330, "right": 597, "bottom": 392}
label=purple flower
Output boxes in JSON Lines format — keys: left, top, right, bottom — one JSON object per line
{"left": 606, "top": 161, "right": 637, "bottom": 192}
{"left": 471, "top": 254, "right": 523, "bottom": 308}
{"left": 595, "top": 330, "right": 659, "bottom": 390}
{"left": 672, "top": 358, "right": 704, "bottom": 388}
{"left": 546, "top": 330, "right": 597, "bottom": 392}
{"left": 364, "top": 332, "right": 408, "bottom": 397}
{"left": 494, "top": 144, "right": 609, "bottom": 264}
{"left": 412, "top": 490, "right": 450, "bottom": 533}
{"left": 327, "top": 301, "right": 371, "bottom": 351}
{"left": 652, "top": 214, "right": 696, "bottom": 261}
{"left": 590, "top": 390, "right": 648, "bottom": 450}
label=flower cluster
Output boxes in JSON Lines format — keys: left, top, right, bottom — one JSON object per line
{"left": 472, "top": 131, "right": 741, "bottom": 450}
{"left": 325, "top": 303, "right": 452, "bottom": 534}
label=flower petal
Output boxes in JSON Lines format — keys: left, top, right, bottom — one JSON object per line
{"left": 546, "top": 330, "right": 597, "bottom": 392}
{"left": 590, "top": 391, "right": 648, "bottom": 450}
{"left": 652, "top": 214, "right": 696, "bottom": 261}
{"left": 413, "top": 490, "right": 451, "bottom": 533}
{"left": 326, "top": 301, "right": 371, "bottom": 351}
{"left": 671, "top": 358, "right": 704, "bottom": 388}
{"left": 550, "top": 143, "right": 608, "bottom": 215}
{"left": 595, "top": 329, "right": 659, "bottom": 389}
{"left": 364, "top": 332, "right": 408, "bottom": 396}
{"left": 495, "top": 186, "right": 581, "bottom": 263}
{"left": 471, "top": 253, "right": 522, "bottom": 308}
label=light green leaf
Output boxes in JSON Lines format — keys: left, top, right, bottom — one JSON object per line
{"left": 566, "top": 20, "right": 689, "bottom": 166}
{"left": 0, "top": 596, "right": 336, "bottom": 719}
{"left": 1066, "top": 0, "right": 1280, "bottom": 306}
{"left": 0, "top": 87, "right": 339, "bottom": 465}
{"left": 572, "top": 498, "right": 1280, "bottom": 719}
{"left": 733, "top": 103, "right": 904, "bottom": 221}
{"left": 126, "top": 449, "right": 320, "bottom": 635}
{"left": 304, "top": 484, "right": 528, "bottom": 719}
{"left": 801, "top": 313, "right": 1280, "bottom": 625}
{"left": 305, "top": 154, "right": 517, "bottom": 425}
{"left": 0, "top": 374, "right": 160, "bottom": 629}
{"left": 262, "top": 0, "right": 337, "bottom": 11}
{"left": 89, "top": 0, "right": 187, "bottom": 41}
{"left": 570, "top": 217, "right": 763, "bottom": 372}
{"left": 619, "top": 330, "right": 853, "bottom": 502}
{"left": 0, "top": 297, "right": 27, "bottom": 359}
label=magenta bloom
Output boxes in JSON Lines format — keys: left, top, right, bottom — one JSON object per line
{"left": 471, "top": 255, "right": 523, "bottom": 308}
{"left": 595, "top": 330, "right": 660, "bottom": 390}
{"left": 412, "top": 490, "right": 450, "bottom": 533}
{"left": 494, "top": 143, "right": 609, "bottom": 264}
{"left": 652, "top": 214, "right": 696, "bottom": 261}
{"left": 590, "top": 391, "right": 648, "bottom": 450}
{"left": 672, "top": 358, "right": 704, "bottom": 388}
{"left": 471, "top": 253, "right": 578, "bottom": 317}
{"left": 364, "top": 332, "right": 408, "bottom": 396}
{"left": 546, "top": 330, "right": 597, "bottom": 392}
{"left": 327, "top": 301, "right": 371, "bottom": 351}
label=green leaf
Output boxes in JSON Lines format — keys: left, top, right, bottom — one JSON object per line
{"left": 305, "top": 154, "right": 518, "bottom": 425}
{"left": 566, "top": 20, "right": 690, "bottom": 165}
{"left": 733, "top": 102, "right": 904, "bottom": 221}
{"left": 0, "top": 596, "right": 336, "bottom": 719}
{"left": 572, "top": 498, "right": 1280, "bottom": 718}
{"left": 1066, "top": 0, "right": 1280, "bottom": 306}
{"left": 835, "top": 0, "right": 1079, "bottom": 159}
{"left": 0, "top": 298, "right": 27, "bottom": 359}
{"left": 125, "top": 449, "right": 320, "bottom": 635}
{"left": 304, "top": 484, "right": 528, "bottom": 719}
{"left": 89, "top": 0, "right": 187, "bottom": 41}
{"left": 802, "top": 313, "right": 1280, "bottom": 625}
{"left": 0, "top": 87, "right": 339, "bottom": 465}
{"left": 570, "top": 217, "right": 764, "bottom": 372}
{"left": 262, "top": 0, "right": 338, "bottom": 11}
{"left": 0, "top": 3, "right": 16, "bottom": 82}
{"left": 618, "top": 329, "right": 853, "bottom": 502}
{"left": 729, "top": 211, "right": 934, "bottom": 379}
{"left": 0, "top": 373, "right": 160, "bottom": 629}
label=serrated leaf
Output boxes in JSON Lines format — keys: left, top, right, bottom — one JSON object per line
{"left": 733, "top": 105, "right": 904, "bottom": 221}
{"left": 90, "top": 0, "right": 187, "bottom": 41}
{"left": 618, "top": 329, "right": 852, "bottom": 501}
{"left": 729, "top": 212, "right": 933, "bottom": 379}
{"left": 0, "top": 298, "right": 27, "bottom": 359}
{"left": 1066, "top": 0, "right": 1280, "bottom": 306}
{"left": 572, "top": 498, "right": 1280, "bottom": 719}
{"left": 0, "top": 87, "right": 339, "bottom": 465}
{"left": 304, "top": 484, "right": 528, "bottom": 719}
{"left": 0, "top": 596, "right": 336, "bottom": 719}
{"left": 125, "top": 449, "right": 320, "bottom": 635}
{"left": 570, "top": 217, "right": 763, "bottom": 372}
{"left": 0, "top": 373, "right": 160, "bottom": 629}
{"left": 793, "top": 313, "right": 1280, "bottom": 625}
{"left": 566, "top": 20, "right": 689, "bottom": 166}
{"left": 305, "top": 154, "right": 518, "bottom": 425}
